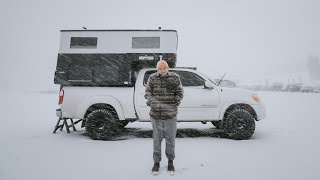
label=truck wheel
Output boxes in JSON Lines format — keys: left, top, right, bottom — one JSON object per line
{"left": 85, "top": 109, "right": 124, "bottom": 140}
{"left": 211, "top": 121, "right": 222, "bottom": 129}
{"left": 223, "top": 108, "right": 255, "bottom": 140}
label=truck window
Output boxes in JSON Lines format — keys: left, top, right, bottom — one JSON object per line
{"left": 172, "top": 71, "right": 205, "bottom": 87}
{"left": 143, "top": 70, "right": 157, "bottom": 85}
{"left": 143, "top": 70, "right": 205, "bottom": 87}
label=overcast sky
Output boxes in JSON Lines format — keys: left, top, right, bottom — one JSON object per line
{"left": 1, "top": 0, "right": 320, "bottom": 90}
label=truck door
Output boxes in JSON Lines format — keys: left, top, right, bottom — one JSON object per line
{"left": 135, "top": 70, "right": 221, "bottom": 121}
{"left": 134, "top": 70, "right": 157, "bottom": 121}
{"left": 172, "top": 70, "right": 220, "bottom": 121}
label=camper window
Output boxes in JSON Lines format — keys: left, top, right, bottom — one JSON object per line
{"left": 70, "top": 37, "right": 98, "bottom": 48}
{"left": 132, "top": 37, "right": 160, "bottom": 49}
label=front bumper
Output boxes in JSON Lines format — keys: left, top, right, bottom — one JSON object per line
{"left": 251, "top": 104, "right": 266, "bottom": 121}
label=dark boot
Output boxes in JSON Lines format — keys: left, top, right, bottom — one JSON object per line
{"left": 168, "top": 160, "right": 175, "bottom": 172}
{"left": 151, "top": 163, "right": 160, "bottom": 174}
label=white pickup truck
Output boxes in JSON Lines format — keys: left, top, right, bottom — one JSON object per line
{"left": 54, "top": 29, "right": 266, "bottom": 140}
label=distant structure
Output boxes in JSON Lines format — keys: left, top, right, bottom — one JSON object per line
{"left": 307, "top": 55, "right": 320, "bottom": 80}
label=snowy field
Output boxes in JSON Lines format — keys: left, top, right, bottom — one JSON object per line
{"left": 1, "top": 91, "right": 320, "bottom": 180}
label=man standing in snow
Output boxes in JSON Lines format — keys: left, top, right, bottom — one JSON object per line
{"left": 145, "top": 60, "right": 184, "bottom": 175}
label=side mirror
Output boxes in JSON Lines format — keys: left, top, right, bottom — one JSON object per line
{"left": 219, "top": 80, "right": 236, "bottom": 88}
{"left": 204, "top": 81, "right": 214, "bottom": 89}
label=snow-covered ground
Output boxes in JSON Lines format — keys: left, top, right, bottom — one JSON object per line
{"left": 1, "top": 91, "right": 320, "bottom": 180}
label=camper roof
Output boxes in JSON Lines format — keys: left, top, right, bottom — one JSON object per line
{"left": 61, "top": 29, "right": 177, "bottom": 32}
{"left": 59, "top": 29, "right": 178, "bottom": 54}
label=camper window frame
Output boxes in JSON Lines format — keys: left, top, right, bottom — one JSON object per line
{"left": 70, "top": 37, "right": 98, "bottom": 49}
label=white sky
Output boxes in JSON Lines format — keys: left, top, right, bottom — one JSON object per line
{"left": 1, "top": 0, "right": 320, "bottom": 90}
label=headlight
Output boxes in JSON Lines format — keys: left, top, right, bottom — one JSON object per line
{"left": 252, "top": 94, "right": 260, "bottom": 103}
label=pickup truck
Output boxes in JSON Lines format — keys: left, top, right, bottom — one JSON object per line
{"left": 54, "top": 29, "right": 266, "bottom": 140}
{"left": 56, "top": 67, "right": 266, "bottom": 140}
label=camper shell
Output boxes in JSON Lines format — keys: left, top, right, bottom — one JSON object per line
{"left": 54, "top": 29, "right": 178, "bottom": 87}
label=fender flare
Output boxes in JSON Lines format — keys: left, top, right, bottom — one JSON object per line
{"left": 79, "top": 95, "right": 125, "bottom": 120}
{"left": 219, "top": 97, "right": 256, "bottom": 120}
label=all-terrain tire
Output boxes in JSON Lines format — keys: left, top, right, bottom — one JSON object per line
{"left": 223, "top": 108, "right": 255, "bottom": 140}
{"left": 85, "top": 109, "right": 125, "bottom": 140}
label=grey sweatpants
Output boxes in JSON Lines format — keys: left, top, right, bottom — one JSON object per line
{"left": 151, "top": 117, "right": 177, "bottom": 163}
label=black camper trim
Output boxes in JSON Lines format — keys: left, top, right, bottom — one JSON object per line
{"left": 54, "top": 53, "right": 177, "bottom": 87}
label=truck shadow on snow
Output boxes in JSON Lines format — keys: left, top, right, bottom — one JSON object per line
{"left": 130, "top": 128, "right": 224, "bottom": 138}
{"left": 82, "top": 127, "right": 226, "bottom": 141}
